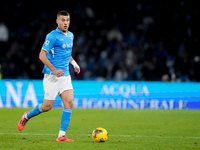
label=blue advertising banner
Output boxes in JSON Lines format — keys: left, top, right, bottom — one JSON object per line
{"left": 0, "top": 80, "right": 200, "bottom": 109}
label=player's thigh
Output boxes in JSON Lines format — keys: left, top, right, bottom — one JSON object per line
{"left": 43, "top": 74, "right": 59, "bottom": 100}
{"left": 60, "top": 89, "right": 74, "bottom": 109}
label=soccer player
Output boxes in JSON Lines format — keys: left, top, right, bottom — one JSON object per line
{"left": 18, "top": 10, "right": 80, "bottom": 142}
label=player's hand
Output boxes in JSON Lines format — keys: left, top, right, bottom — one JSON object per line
{"left": 74, "top": 66, "right": 80, "bottom": 74}
{"left": 53, "top": 69, "right": 64, "bottom": 77}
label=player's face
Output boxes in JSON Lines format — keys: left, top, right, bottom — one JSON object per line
{"left": 56, "top": 15, "right": 70, "bottom": 33}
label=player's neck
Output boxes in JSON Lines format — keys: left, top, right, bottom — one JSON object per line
{"left": 62, "top": 30, "right": 68, "bottom": 35}
{"left": 62, "top": 31, "right": 68, "bottom": 34}
{"left": 58, "top": 27, "right": 68, "bottom": 34}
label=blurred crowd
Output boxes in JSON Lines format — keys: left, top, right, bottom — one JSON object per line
{"left": 0, "top": 1, "right": 200, "bottom": 81}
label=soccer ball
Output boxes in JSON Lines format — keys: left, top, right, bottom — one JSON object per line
{"left": 92, "top": 127, "right": 108, "bottom": 142}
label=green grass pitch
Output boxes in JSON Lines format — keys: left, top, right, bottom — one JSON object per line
{"left": 0, "top": 108, "right": 200, "bottom": 150}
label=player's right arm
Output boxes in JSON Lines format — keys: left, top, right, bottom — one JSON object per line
{"left": 40, "top": 32, "right": 64, "bottom": 77}
{"left": 39, "top": 50, "right": 64, "bottom": 77}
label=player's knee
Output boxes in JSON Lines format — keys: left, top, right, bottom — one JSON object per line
{"left": 63, "top": 100, "right": 73, "bottom": 109}
{"left": 68, "top": 101, "right": 73, "bottom": 109}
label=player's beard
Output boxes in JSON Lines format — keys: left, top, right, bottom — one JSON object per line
{"left": 61, "top": 28, "right": 67, "bottom": 33}
{"left": 60, "top": 25, "right": 68, "bottom": 33}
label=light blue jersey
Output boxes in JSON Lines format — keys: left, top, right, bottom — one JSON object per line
{"left": 41, "top": 27, "right": 74, "bottom": 76}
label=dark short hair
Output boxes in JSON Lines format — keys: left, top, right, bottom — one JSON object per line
{"left": 57, "top": 10, "right": 70, "bottom": 18}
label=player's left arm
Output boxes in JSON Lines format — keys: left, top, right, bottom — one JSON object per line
{"left": 70, "top": 56, "right": 80, "bottom": 74}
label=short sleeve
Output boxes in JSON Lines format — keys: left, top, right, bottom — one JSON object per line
{"left": 41, "top": 33, "right": 56, "bottom": 53}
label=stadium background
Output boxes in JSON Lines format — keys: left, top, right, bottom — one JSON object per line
{"left": 0, "top": 0, "right": 200, "bottom": 109}
{"left": 1, "top": 0, "right": 200, "bottom": 81}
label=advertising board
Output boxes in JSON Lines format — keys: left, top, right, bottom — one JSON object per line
{"left": 0, "top": 80, "right": 199, "bottom": 109}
